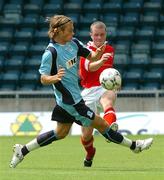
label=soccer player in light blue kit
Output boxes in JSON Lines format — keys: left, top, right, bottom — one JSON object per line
{"left": 10, "top": 15, "right": 153, "bottom": 168}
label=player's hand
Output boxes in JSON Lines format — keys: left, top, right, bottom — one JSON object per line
{"left": 54, "top": 67, "right": 65, "bottom": 82}
{"left": 96, "top": 43, "right": 106, "bottom": 53}
{"left": 100, "top": 53, "right": 112, "bottom": 62}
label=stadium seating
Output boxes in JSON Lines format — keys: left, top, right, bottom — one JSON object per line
{"left": 143, "top": 1, "right": 162, "bottom": 12}
{"left": 131, "top": 43, "right": 151, "bottom": 54}
{"left": 116, "top": 27, "right": 135, "bottom": 42}
{"left": 122, "top": 1, "right": 142, "bottom": 13}
{"left": 155, "top": 28, "right": 164, "bottom": 41}
{"left": 130, "top": 53, "right": 151, "bottom": 69}
{"left": 10, "top": 44, "right": 28, "bottom": 56}
{"left": 63, "top": 2, "right": 82, "bottom": 14}
{"left": 28, "top": 44, "right": 46, "bottom": 56}
{"left": 140, "top": 12, "right": 159, "bottom": 26}
{"left": 0, "top": 0, "right": 164, "bottom": 91}
{"left": 159, "top": 13, "right": 164, "bottom": 26}
{"left": 122, "top": 82, "right": 139, "bottom": 90}
{"left": 102, "top": 13, "right": 119, "bottom": 27}
{"left": 18, "top": 83, "right": 36, "bottom": 91}
{"left": 4, "top": 56, "right": 24, "bottom": 71}
{"left": 151, "top": 56, "right": 164, "bottom": 68}
{"left": 114, "top": 53, "right": 129, "bottom": 70}
{"left": 120, "top": 13, "right": 139, "bottom": 27}
{"left": 152, "top": 42, "right": 164, "bottom": 55}
{"left": 1, "top": 70, "right": 20, "bottom": 90}
{"left": 23, "top": 4, "right": 41, "bottom": 15}
{"left": 42, "top": 3, "right": 62, "bottom": 16}
{"left": 9, "top": 0, "right": 26, "bottom": 6}
{"left": 134, "top": 26, "right": 155, "bottom": 41}
{"left": 102, "top": 2, "right": 122, "bottom": 13}
{"left": 79, "top": 13, "right": 100, "bottom": 28}
{"left": 0, "top": 56, "right": 4, "bottom": 72}
{"left": 114, "top": 43, "right": 130, "bottom": 54}
{"left": 76, "top": 29, "right": 90, "bottom": 43}
{"left": 0, "top": 84, "right": 17, "bottom": 91}
{"left": 33, "top": 29, "right": 48, "bottom": 43}
{"left": 0, "top": 31, "right": 13, "bottom": 43}
{"left": 19, "top": 70, "right": 40, "bottom": 90}
{"left": 3, "top": 4, "right": 22, "bottom": 14}
{"left": 14, "top": 30, "right": 33, "bottom": 43}
{"left": 0, "top": 0, "right": 5, "bottom": 12}
{"left": 123, "top": 70, "right": 143, "bottom": 84}
{"left": 0, "top": 42, "right": 9, "bottom": 56}
{"left": 37, "top": 84, "right": 53, "bottom": 91}
{"left": 24, "top": 56, "right": 41, "bottom": 71}
{"left": 143, "top": 71, "right": 163, "bottom": 85}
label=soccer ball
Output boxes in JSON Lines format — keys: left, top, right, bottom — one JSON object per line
{"left": 99, "top": 68, "right": 122, "bottom": 90}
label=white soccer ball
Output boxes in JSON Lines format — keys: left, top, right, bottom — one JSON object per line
{"left": 99, "top": 68, "right": 122, "bottom": 90}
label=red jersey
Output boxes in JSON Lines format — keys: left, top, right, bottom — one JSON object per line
{"left": 79, "top": 43, "right": 114, "bottom": 88}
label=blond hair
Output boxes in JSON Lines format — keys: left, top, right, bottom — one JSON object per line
{"left": 90, "top": 21, "right": 107, "bottom": 33}
{"left": 47, "top": 15, "right": 72, "bottom": 39}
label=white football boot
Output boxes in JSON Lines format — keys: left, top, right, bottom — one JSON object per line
{"left": 132, "top": 138, "right": 153, "bottom": 153}
{"left": 106, "top": 122, "right": 119, "bottom": 143}
{"left": 10, "top": 144, "right": 24, "bottom": 168}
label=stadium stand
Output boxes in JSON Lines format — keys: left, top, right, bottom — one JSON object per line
{"left": 0, "top": 0, "right": 164, "bottom": 91}
{"left": 1, "top": 70, "right": 20, "bottom": 90}
{"left": 0, "top": 56, "right": 4, "bottom": 72}
{"left": 122, "top": 1, "right": 143, "bottom": 13}
{"left": 4, "top": 56, "right": 24, "bottom": 72}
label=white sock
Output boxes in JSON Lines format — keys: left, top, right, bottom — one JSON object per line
{"left": 26, "top": 138, "right": 40, "bottom": 152}
{"left": 120, "top": 137, "right": 132, "bottom": 148}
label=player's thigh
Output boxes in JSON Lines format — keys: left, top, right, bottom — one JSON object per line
{"left": 91, "top": 114, "right": 109, "bottom": 133}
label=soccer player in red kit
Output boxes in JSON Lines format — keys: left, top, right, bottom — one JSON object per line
{"left": 79, "top": 21, "right": 118, "bottom": 167}
{"left": 10, "top": 16, "right": 153, "bottom": 169}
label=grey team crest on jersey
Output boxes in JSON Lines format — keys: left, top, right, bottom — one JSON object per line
{"left": 87, "top": 110, "right": 94, "bottom": 118}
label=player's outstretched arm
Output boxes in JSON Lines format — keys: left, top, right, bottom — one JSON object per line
{"left": 40, "top": 68, "right": 65, "bottom": 85}
{"left": 88, "top": 53, "right": 112, "bottom": 72}
{"left": 87, "top": 44, "right": 106, "bottom": 61}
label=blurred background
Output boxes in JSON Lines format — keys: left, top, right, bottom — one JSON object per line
{"left": 0, "top": 0, "right": 163, "bottom": 135}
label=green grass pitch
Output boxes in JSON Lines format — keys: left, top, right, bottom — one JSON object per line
{"left": 0, "top": 135, "right": 164, "bottom": 180}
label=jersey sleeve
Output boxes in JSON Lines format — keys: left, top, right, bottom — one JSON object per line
{"left": 83, "top": 59, "right": 90, "bottom": 71}
{"left": 39, "top": 50, "right": 53, "bottom": 75}
{"left": 72, "top": 38, "right": 91, "bottom": 58}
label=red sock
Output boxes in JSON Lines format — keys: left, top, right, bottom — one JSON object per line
{"left": 81, "top": 136, "right": 95, "bottom": 160}
{"left": 103, "top": 107, "right": 116, "bottom": 125}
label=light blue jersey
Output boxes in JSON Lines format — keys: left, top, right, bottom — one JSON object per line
{"left": 39, "top": 38, "right": 90, "bottom": 106}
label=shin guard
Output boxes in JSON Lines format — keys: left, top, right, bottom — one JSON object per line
{"left": 37, "top": 130, "right": 58, "bottom": 147}
{"left": 102, "top": 127, "right": 123, "bottom": 144}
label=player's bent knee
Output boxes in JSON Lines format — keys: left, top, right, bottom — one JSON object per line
{"left": 81, "top": 133, "right": 93, "bottom": 141}
{"left": 56, "top": 128, "right": 70, "bottom": 139}
{"left": 81, "top": 127, "right": 93, "bottom": 141}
